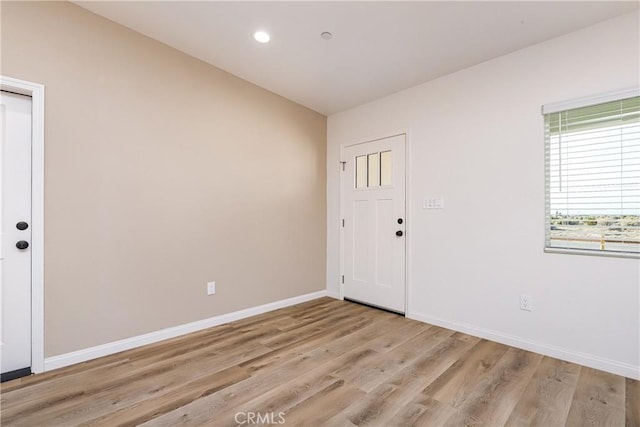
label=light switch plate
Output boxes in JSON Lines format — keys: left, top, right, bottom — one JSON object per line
{"left": 423, "top": 197, "right": 444, "bottom": 209}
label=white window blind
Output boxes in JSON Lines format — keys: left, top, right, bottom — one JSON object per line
{"left": 544, "top": 94, "right": 640, "bottom": 256}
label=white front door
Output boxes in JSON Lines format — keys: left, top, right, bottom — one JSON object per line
{"left": 1, "top": 90, "right": 32, "bottom": 376}
{"left": 342, "top": 134, "right": 406, "bottom": 313}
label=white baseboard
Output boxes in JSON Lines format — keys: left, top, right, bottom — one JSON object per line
{"left": 44, "top": 290, "right": 328, "bottom": 372}
{"left": 407, "top": 311, "right": 639, "bottom": 380}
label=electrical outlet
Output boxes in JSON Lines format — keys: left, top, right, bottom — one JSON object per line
{"left": 207, "top": 281, "right": 216, "bottom": 295}
{"left": 520, "top": 294, "right": 532, "bottom": 311}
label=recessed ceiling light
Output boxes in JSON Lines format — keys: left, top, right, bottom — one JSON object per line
{"left": 321, "top": 31, "right": 333, "bottom": 40}
{"left": 254, "top": 31, "right": 270, "bottom": 43}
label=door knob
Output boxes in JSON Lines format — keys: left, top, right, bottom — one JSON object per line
{"left": 396, "top": 230, "right": 403, "bottom": 237}
{"left": 16, "top": 221, "right": 29, "bottom": 230}
{"left": 16, "top": 241, "right": 29, "bottom": 250}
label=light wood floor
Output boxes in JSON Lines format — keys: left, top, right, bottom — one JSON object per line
{"left": 1, "top": 297, "right": 638, "bottom": 426}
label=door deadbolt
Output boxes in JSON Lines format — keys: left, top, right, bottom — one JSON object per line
{"left": 17, "top": 221, "right": 29, "bottom": 230}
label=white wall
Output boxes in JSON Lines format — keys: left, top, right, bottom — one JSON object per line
{"left": 327, "top": 12, "right": 640, "bottom": 378}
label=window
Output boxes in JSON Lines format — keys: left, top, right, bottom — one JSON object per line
{"left": 544, "top": 91, "right": 640, "bottom": 256}
{"left": 380, "top": 151, "right": 392, "bottom": 186}
{"left": 354, "top": 150, "right": 393, "bottom": 189}
{"left": 356, "top": 155, "right": 367, "bottom": 188}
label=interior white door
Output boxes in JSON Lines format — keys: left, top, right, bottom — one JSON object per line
{"left": 342, "top": 134, "right": 406, "bottom": 313}
{"left": 1, "top": 90, "right": 32, "bottom": 376}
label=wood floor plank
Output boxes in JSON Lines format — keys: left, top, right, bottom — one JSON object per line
{"left": 288, "top": 299, "right": 357, "bottom": 321}
{"left": 328, "top": 382, "right": 401, "bottom": 426}
{"left": 1, "top": 326, "right": 276, "bottom": 415}
{"left": 327, "top": 335, "right": 478, "bottom": 426}
{"left": 303, "top": 314, "right": 422, "bottom": 364}
{"left": 422, "top": 338, "right": 509, "bottom": 408}
{"left": 236, "top": 303, "right": 388, "bottom": 376}
{"left": 505, "top": 356, "right": 581, "bottom": 426}
{"left": 140, "top": 315, "right": 397, "bottom": 425}
{"left": 443, "top": 347, "right": 543, "bottom": 426}
{"left": 626, "top": 377, "right": 640, "bottom": 427}
{"left": 144, "top": 344, "right": 382, "bottom": 426}
{"left": 1, "top": 297, "right": 637, "bottom": 427}
{"left": 237, "top": 313, "right": 376, "bottom": 374}
{"left": 343, "top": 325, "right": 458, "bottom": 393}
{"left": 1, "top": 340, "right": 270, "bottom": 425}
{"left": 565, "top": 366, "right": 626, "bottom": 427}
{"left": 258, "top": 305, "right": 371, "bottom": 349}
{"left": 214, "top": 372, "right": 344, "bottom": 426}
{"left": 80, "top": 366, "right": 249, "bottom": 427}
{"left": 0, "top": 321, "right": 241, "bottom": 394}
{"left": 280, "top": 381, "right": 366, "bottom": 426}
{"left": 363, "top": 317, "right": 429, "bottom": 354}
{"left": 395, "top": 395, "right": 458, "bottom": 426}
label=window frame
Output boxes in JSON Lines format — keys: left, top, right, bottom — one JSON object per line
{"left": 543, "top": 87, "right": 640, "bottom": 259}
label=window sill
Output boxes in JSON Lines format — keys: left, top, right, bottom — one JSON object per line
{"left": 544, "top": 247, "right": 640, "bottom": 259}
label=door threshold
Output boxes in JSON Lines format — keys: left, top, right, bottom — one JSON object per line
{"left": 1, "top": 367, "right": 31, "bottom": 383}
{"left": 344, "top": 298, "right": 405, "bottom": 316}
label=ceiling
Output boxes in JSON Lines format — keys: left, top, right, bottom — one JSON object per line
{"left": 75, "top": 1, "right": 638, "bottom": 115}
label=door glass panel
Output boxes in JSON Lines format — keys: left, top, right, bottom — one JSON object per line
{"left": 355, "top": 155, "right": 367, "bottom": 188}
{"left": 368, "top": 153, "right": 380, "bottom": 187}
{"left": 380, "top": 151, "right": 392, "bottom": 186}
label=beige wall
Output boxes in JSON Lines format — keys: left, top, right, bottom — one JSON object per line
{"left": 1, "top": 1, "right": 327, "bottom": 357}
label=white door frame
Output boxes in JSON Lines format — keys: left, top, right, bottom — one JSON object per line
{"left": 339, "top": 129, "right": 411, "bottom": 315}
{"left": 1, "top": 76, "right": 45, "bottom": 374}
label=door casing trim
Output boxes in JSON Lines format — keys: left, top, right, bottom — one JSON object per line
{"left": 339, "top": 129, "right": 411, "bottom": 315}
{"left": 1, "top": 76, "right": 45, "bottom": 374}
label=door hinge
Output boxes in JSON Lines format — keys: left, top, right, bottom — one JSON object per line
{"left": 342, "top": 218, "right": 345, "bottom": 227}
{"left": 340, "top": 161, "right": 346, "bottom": 171}
{"left": 341, "top": 275, "right": 344, "bottom": 284}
